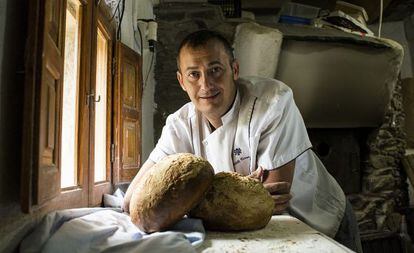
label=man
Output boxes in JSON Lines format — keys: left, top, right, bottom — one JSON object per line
{"left": 124, "top": 29, "right": 362, "bottom": 252}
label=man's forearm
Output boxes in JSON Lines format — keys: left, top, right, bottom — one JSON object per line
{"left": 261, "top": 160, "right": 295, "bottom": 214}
{"left": 262, "top": 160, "right": 295, "bottom": 186}
{"left": 123, "top": 160, "right": 155, "bottom": 212}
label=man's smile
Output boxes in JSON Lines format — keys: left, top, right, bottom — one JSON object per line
{"left": 199, "top": 91, "right": 220, "bottom": 100}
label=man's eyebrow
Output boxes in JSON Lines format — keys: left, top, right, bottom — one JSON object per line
{"left": 208, "top": 61, "right": 224, "bottom": 66}
{"left": 184, "top": 66, "right": 199, "bottom": 72}
{"left": 184, "top": 61, "right": 224, "bottom": 72}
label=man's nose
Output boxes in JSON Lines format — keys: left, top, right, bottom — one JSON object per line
{"left": 199, "top": 73, "right": 214, "bottom": 91}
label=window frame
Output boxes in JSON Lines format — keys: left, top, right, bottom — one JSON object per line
{"left": 88, "top": 2, "right": 115, "bottom": 206}
{"left": 21, "top": 0, "right": 117, "bottom": 213}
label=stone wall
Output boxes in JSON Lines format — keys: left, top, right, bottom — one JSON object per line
{"left": 402, "top": 78, "right": 414, "bottom": 148}
{"left": 349, "top": 79, "right": 408, "bottom": 234}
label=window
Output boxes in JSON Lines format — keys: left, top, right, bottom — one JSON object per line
{"left": 61, "top": 0, "right": 82, "bottom": 189}
{"left": 21, "top": 0, "right": 142, "bottom": 213}
{"left": 88, "top": 9, "right": 115, "bottom": 206}
{"left": 94, "top": 27, "right": 109, "bottom": 183}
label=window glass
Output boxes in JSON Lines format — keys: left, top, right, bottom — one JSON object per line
{"left": 61, "top": 0, "right": 82, "bottom": 188}
{"left": 94, "top": 27, "right": 108, "bottom": 182}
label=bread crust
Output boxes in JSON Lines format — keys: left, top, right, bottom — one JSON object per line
{"left": 130, "top": 153, "right": 214, "bottom": 233}
{"left": 190, "top": 172, "right": 274, "bottom": 231}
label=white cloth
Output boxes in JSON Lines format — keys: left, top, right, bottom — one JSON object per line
{"left": 20, "top": 208, "right": 205, "bottom": 253}
{"left": 149, "top": 76, "right": 346, "bottom": 237}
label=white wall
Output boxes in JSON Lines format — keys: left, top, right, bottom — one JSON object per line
{"left": 120, "top": 0, "right": 156, "bottom": 162}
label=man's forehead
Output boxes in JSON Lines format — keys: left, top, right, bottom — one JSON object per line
{"left": 179, "top": 43, "right": 228, "bottom": 66}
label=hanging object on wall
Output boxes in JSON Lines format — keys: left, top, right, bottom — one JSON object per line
{"left": 147, "top": 20, "right": 158, "bottom": 52}
{"left": 208, "top": 0, "right": 241, "bottom": 18}
{"left": 136, "top": 19, "right": 158, "bottom": 52}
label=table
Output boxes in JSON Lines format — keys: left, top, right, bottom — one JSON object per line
{"left": 197, "top": 215, "right": 354, "bottom": 253}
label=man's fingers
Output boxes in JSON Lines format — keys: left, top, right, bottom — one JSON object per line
{"left": 264, "top": 181, "right": 291, "bottom": 194}
{"left": 271, "top": 193, "right": 292, "bottom": 204}
{"left": 248, "top": 174, "right": 291, "bottom": 215}
{"left": 271, "top": 195, "right": 291, "bottom": 215}
{"left": 263, "top": 182, "right": 292, "bottom": 215}
{"left": 248, "top": 167, "right": 263, "bottom": 181}
{"left": 273, "top": 202, "right": 289, "bottom": 215}
{"left": 122, "top": 201, "right": 130, "bottom": 213}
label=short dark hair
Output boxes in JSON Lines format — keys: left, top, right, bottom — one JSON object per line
{"left": 176, "top": 30, "right": 234, "bottom": 71}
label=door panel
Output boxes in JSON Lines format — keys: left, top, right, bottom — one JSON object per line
{"left": 123, "top": 118, "right": 139, "bottom": 168}
{"left": 123, "top": 62, "right": 138, "bottom": 108}
{"left": 22, "top": 0, "right": 93, "bottom": 212}
{"left": 113, "top": 41, "right": 142, "bottom": 184}
{"left": 36, "top": 0, "right": 65, "bottom": 206}
{"left": 47, "top": 0, "right": 63, "bottom": 45}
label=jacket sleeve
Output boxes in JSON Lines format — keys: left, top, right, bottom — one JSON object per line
{"left": 255, "top": 88, "right": 312, "bottom": 170}
{"left": 148, "top": 115, "right": 194, "bottom": 163}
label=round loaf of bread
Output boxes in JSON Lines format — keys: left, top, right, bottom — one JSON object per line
{"left": 190, "top": 172, "right": 274, "bottom": 231}
{"left": 130, "top": 153, "right": 214, "bottom": 233}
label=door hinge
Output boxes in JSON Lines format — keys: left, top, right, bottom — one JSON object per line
{"left": 111, "top": 143, "right": 115, "bottom": 162}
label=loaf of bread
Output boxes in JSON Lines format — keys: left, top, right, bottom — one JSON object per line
{"left": 190, "top": 172, "right": 274, "bottom": 231}
{"left": 130, "top": 153, "right": 214, "bottom": 233}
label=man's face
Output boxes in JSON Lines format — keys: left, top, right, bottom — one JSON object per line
{"left": 176, "top": 40, "right": 239, "bottom": 120}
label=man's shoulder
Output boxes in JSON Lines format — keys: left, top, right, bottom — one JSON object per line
{"left": 166, "top": 102, "right": 195, "bottom": 125}
{"left": 238, "top": 76, "right": 293, "bottom": 104}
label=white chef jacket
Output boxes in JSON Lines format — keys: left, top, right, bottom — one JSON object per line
{"left": 149, "top": 76, "right": 346, "bottom": 237}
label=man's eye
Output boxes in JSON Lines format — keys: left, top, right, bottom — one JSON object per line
{"left": 211, "top": 67, "right": 222, "bottom": 73}
{"left": 209, "top": 67, "right": 223, "bottom": 77}
{"left": 188, "top": 72, "right": 200, "bottom": 79}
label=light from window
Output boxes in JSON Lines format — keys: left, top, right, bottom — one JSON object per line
{"left": 94, "top": 27, "right": 108, "bottom": 182}
{"left": 61, "top": 0, "right": 81, "bottom": 188}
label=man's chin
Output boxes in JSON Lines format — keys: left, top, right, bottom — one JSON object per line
{"left": 198, "top": 99, "right": 218, "bottom": 107}
{"left": 198, "top": 106, "right": 221, "bottom": 116}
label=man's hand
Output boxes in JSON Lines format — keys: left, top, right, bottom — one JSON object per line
{"left": 248, "top": 167, "right": 264, "bottom": 181}
{"left": 249, "top": 163, "right": 294, "bottom": 215}
{"left": 263, "top": 181, "right": 291, "bottom": 214}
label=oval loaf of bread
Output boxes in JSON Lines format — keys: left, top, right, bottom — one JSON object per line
{"left": 130, "top": 153, "right": 214, "bottom": 233}
{"left": 190, "top": 171, "right": 274, "bottom": 231}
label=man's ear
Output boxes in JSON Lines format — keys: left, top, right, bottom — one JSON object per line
{"left": 232, "top": 60, "right": 239, "bottom": 81}
{"left": 176, "top": 71, "right": 186, "bottom": 91}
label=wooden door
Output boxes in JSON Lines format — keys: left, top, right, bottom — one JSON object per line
{"left": 113, "top": 41, "right": 142, "bottom": 184}
{"left": 22, "top": 0, "right": 94, "bottom": 212}
{"left": 21, "top": 0, "right": 66, "bottom": 212}
{"left": 37, "top": 0, "right": 65, "bottom": 206}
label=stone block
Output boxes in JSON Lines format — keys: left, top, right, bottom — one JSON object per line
{"left": 358, "top": 218, "right": 377, "bottom": 231}
{"left": 368, "top": 154, "right": 394, "bottom": 168}
{"left": 366, "top": 166, "right": 397, "bottom": 177}
{"left": 155, "top": 9, "right": 186, "bottom": 21}
{"left": 364, "top": 175, "right": 395, "bottom": 192}
{"left": 187, "top": 9, "right": 220, "bottom": 20}
{"left": 402, "top": 78, "right": 414, "bottom": 147}
{"left": 384, "top": 212, "right": 402, "bottom": 233}
{"left": 375, "top": 214, "right": 387, "bottom": 230}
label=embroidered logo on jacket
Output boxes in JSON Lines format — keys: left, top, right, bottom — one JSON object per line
{"left": 233, "top": 148, "right": 242, "bottom": 156}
